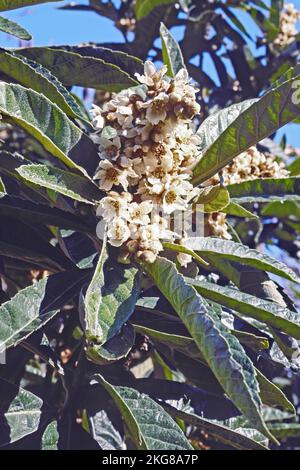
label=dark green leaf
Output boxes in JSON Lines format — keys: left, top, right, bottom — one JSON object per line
{"left": 188, "top": 279, "right": 300, "bottom": 340}
{"left": 185, "top": 237, "right": 300, "bottom": 283}
{"left": 0, "top": 195, "right": 92, "bottom": 232}
{"left": 261, "top": 200, "right": 300, "bottom": 218}
{"left": 0, "top": 1, "right": 62, "bottom": 11}
{"left": 164, "top": 404, "right": 267, "bottom": 450}
{"left": 0, "top": 268, "right": 90, "bottom": 348}
{"left": 0, "top": 51, "right": 89, "bottom": 122}
{"left": 228, "top": 177, "right": 300, "bottom": 204}
{"left": 17, "top": 47, "right": 138, "bottom": 91}
{"left": 192, "top": 74, "right": 300, "bottom": 184}
{"left": 143, "top": 257, "right": 275, "bottom": 441}
{"left": 48, "top": 45, "right": 143, "bottom": 78}
{"left": 288, "top": 155, "right": 300, "bottom": 175}
{"left": 204, "top": 186, "right": 230, "bottom": 212}
{"left": 162, "top": 242, "right": 208, "bottom": 266}
{"left": 135, "top": 0, "right": 176, "bottom": 20}
{"left": 268, "top": 423, "right": 300, "bottom": 440}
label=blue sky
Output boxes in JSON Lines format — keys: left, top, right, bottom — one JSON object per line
{"left": 1, "top": 0, "right": 300, "bottom": 147}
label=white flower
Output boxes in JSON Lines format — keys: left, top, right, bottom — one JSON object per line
{"left": 91, "top": 104, "right": 105, "bottom": 129}
{"left": 107, "top": 217, "right": 131, "bottom": 247}
{"left": 143, "top": 143, "right": 174, "bottom": 172}
{"left": 94, "top": 160, "right": 129, "bottom": 191}
{"left": 147, "top": 173, "right": 197, "bottom": 214}
{"left": 144, "top": 92, "right": 169, "bottom": 125}
{"left": 135, "top": 61, "right": 168, "bottom": 87}
{"left": 138, "top": 224, "right": 164, "bottom": 253}
{"left": 97, "top": 191, "right": 132, "bottom": 221}
{"left": 128, "top": 201, "right": 153, "bottom": 225}
{"left": 177, "top": 252, "right": 192, "bottom": 268}
{"left": 98, "top": 136, "right": 121, "bottom": 161}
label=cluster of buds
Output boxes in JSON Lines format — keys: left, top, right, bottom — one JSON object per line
{"left": 91, "top": 62, "right": 201, "bottom": 264}
{"left": 209, "top": 146, "right": 289, "bottom": 186}
{"left": 273, "top": 3, "right": 300, "bottom": 49}
{"left": 206, "top": 146, "right": 289, "bottom": 240}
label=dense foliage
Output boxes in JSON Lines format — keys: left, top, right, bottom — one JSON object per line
{"left": 0, "top": 0, "right": 300, "bottom": 450}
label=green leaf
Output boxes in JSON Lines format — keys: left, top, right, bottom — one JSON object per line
{"left": 17, "top": 164, "right": 102, "bottom": 205}
{"left": 0, "top": 195, "right": 92, "bottom": 232}
{"left": 0, "top": 216, "right": 73, "bottom": 271}
{"left": 0, "top": 15, "right": 31, "bottom": 39}
{"left": 164, "top": 404, "right": 267, "bottom": 450}
{"left": 195, "top": 185, "right": 231, "bottom": 212}
{"left": 220, "top": 415, "right": 268, "bottom": 448}
{"left": 185, "top": 237, "right": 300, "bottom": 283}
{"left": 86, "top": 324, "right": 135, "bottom": 365}
{"left": 204, "top": 186, "right": 230, "bottom": 212}
{"left": 143, "top": 257, "right": 276, "bottom": 441}
{"left": 188, "top": 279, "right": 300, "bottom": 340}
{"left": 17, "top": 47, "right": 138, "bottom": 91}
{"left": 41, "top": 421, "right": 59, "bottom": 450}
{"left": 261, "top": 200, "right": 300, "bottom": 218}
{"left": 0, "top": 378, "right": 46, "bottom": 447}
{"left": 94, "top": 374, "right": 192, "bottom": 450}
{"left": 162, "top": 241, "right": 208, "bottom": 266}
{"left": 0, "top": 1, "right": 62, "bottom": 11}
{"left": 268, "top": 423, "right": 300, "bottom": 440}
{"left": 288, "top": 156, "right": 300, "bottom": 176}
{"left": 47, "top": 45, "right": 143, "bottom": 78}
{"left": 196, "top": 99, "right": 258, "bottom": 152}
{"left": 256, "top": 369, "right": 295, "bottom": 414}
{"left": 0, "top": 51, "right": 89, "bottom": 122}
{"left": 84, "top": 242, "right": 141, "bottom": 348}
{"left": 84, "top": 237, "right": 108, "bottom": 342}
{"left": 86, "top": 409, "right": 126, "bottom": 450}
{"left": 160, "top": 22, "right": 185, "bottom": 77}
{"left": 133, "top": 307, "right": 268, "bottom": 356}
{"left": 135, "top": 0, "right": 176, "bottom": 20}
{"left": 192, "top": 73, "right": 300, "bottom": 185}
{"left": 0, "top": 268, "right": 89, "bottom": 349}
{"left": 228, "top": 177, "right": 300, "bottom": 204}
{"left": 0, "top": 176, "right": 5, "bottom": 195}
{"left": 223, "top": 201, "right": 258, "bottom": 219}
{"left": 0, "top": 81, "right": 87, "bottom": 174}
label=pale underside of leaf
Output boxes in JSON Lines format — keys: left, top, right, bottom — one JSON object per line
{"left": 94, "top": 374, "right": 193, "bottom": 450}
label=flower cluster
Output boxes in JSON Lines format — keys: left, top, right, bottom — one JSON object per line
{"left": 92, "top": 62, "right": 201, "bottom": 264}
{"left": 206, "top": 146, "right": 289, "bottom": 240}
{"left": 209, "top": 146, "right": 289, "bottom": 186}
{"left": 273, "top": 3, "right": 300, "bottom": 49}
